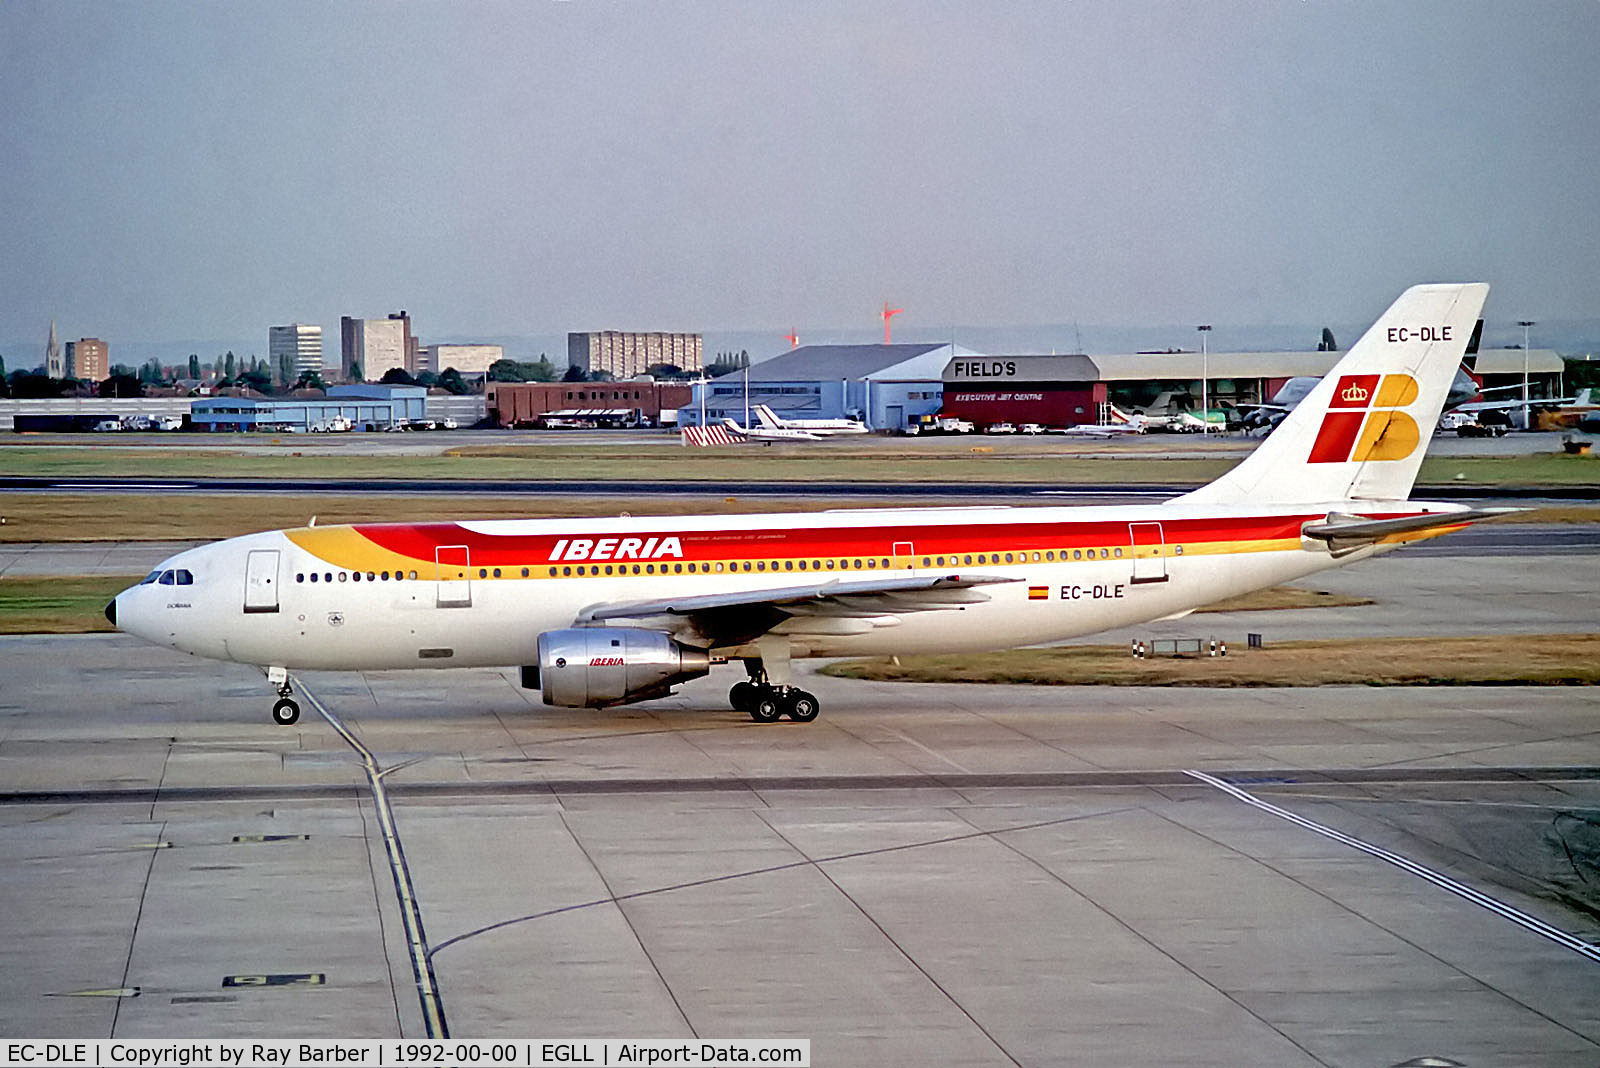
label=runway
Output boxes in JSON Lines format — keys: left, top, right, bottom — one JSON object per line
{"left": 2, "top": 539, "right": 1598, "bottom": 1061}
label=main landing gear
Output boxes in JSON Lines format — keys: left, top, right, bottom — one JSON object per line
{"left": 267, "top": 667, "right": 300, "bottom": 726}
{"left": 729, "top": 675, "right": 820, "bottom": 724}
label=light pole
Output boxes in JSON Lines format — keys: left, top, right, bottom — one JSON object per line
{"left": 1518, "top": 320, "right": 1536, "bottom": 430}
{"left": 1197, "top": 325, "right": 1212, "bottom": 434}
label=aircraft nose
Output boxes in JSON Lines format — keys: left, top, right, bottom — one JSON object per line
{"left": 104, "top": 598, "right": 117, "bottom": 627}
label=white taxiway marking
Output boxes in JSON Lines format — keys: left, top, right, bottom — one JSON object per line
{"left": 1185, "top": 769, "right": 1600, "bottom": 965}
{"left": 299, "top": 680, "right": 451, "bottom": 1037}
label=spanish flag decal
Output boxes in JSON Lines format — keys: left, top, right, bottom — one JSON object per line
{"left": 1028, "top": 586, "right": 1049, "bottom": 600}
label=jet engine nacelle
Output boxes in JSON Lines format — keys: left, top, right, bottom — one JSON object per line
{"left": 530, "top": 627, "right": 711, "bottom": 708}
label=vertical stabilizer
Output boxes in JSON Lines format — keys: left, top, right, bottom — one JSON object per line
{"left": 1181, "top": 283, "right": 1489, "bottom": 505}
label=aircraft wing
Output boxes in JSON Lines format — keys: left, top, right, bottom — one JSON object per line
{"left": 575, "top": 572, "right": 1017, "bottom": 645}
{"left": 1301, "top": 507, "right": 1521, "bottom": 555}
{"left": 1062, "top": 423, "right": 1140, "bottom": 436}
{"left": 1448, "top": 395, "right": 1576, "bottom": 414}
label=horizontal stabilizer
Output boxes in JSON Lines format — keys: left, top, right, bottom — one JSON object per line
{"left": 1301, "top": 507, "right": 1521, "bottom": 554}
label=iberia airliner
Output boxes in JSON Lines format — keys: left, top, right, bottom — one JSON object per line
{"left": 109, "top": 284, "right": 1508, "bottom": 725}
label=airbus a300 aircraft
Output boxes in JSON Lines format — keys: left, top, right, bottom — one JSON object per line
{"left": 110, "top": 284, "right": 1510, "bottom": 727}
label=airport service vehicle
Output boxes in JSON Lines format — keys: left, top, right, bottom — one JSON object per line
{"left": 752, "top": 404, "right": 869, "bottom": 436}
{"left": 918, "top": 415, "right": 975, "bottom": 434}
{"left": 1436, "top": 410, "right": 1503, "bottom": 435}
{"left": 110, "top": 285, "right": 1511, "bottom": 728}
{"left": 985, "top": 422, "right": 1017, "bottom": 434}
{"left": 311, "top": 416, "right": 354, "bottom": 433}
{"left": 1019, "top": 423, "right": 1045, "bottom": 435}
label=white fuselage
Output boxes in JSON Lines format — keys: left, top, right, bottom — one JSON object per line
{"left": 111, "top": 499, "right": 1423, "bottom": 675}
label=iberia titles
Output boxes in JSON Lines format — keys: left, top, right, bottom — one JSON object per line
{"left": 549, "top": 536, "right": 685, "bottom": 562}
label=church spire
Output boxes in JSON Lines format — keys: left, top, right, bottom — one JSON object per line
{"left": 46, "top": 320, "right": 61, "bottom": 378}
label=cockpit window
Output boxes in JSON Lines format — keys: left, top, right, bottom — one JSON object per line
{"left": 139, "top": 571, "right": 162, "bottom": 585}
{"left": 174, "top": 569, "right": 193, "bottom": 585}
{"left": 158, "top": 570, "right": 176, "bottom": 585}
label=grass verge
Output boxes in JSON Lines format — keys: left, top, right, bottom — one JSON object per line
{"left": 820, "top": 634, "right": 1600, "bottom": 687}
{"left": 0, "top": 493, "right": 910, "bottom": 543}
{"left": 0, "top": 575, "right": 131, "bottom": 634}
{"left": 1, "top": 440, "right": 1594, "bottom": 486}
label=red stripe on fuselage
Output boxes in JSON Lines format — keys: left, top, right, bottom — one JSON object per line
{"left": 343, "top": 513, "right": 1322, "bottom": 566}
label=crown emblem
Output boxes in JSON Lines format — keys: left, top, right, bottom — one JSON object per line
{"left": 1340, "top": 383, "right": 1370, "bottom": 404}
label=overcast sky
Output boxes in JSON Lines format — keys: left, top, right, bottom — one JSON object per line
{"left": 2, "top": 0, "right": 1597, "bottom": 350}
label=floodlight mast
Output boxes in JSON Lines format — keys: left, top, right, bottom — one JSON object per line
{"left": 1518, "top": 320, "right": 1536, "bottom": 429}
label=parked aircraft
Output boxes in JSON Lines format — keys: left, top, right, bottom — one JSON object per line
{"left": 1056, "top": 403, "right": 1206, "bottom": 435}
{"left": 110, "top": 284, "right": 1511, "bottom": 727}
{"left": 1057, "top": 410, "right": 1151, "bottom": 436}
{"left": 753, "top": 404, "right": 869, "bottom": 436}
{"left": 721, "top": 418, "right": 821, "bottom": 442}
{"left": 1443, "top": 383, "right": 1579, "bottom": 427}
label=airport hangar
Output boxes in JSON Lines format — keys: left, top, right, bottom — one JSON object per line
{"left": 672, "top": 342, "right": 1565, "bottom": 433}
{"left": 189, "top": 384, "right": 428, "bottom": 432}
{"left": 940, "top": 346, "right": 1567, "bottom": 430}
{"left": 680, "top": 342, "right": 968, "bottom": 430}
{"left": 486, "top": 380, "right": 693, "bottom": 428}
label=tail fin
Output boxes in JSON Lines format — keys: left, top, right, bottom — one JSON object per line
{"left": 753, "top": 404, "right": 782, "bottom": 429}
{"left": 1181, "top": 283, "right": 1489, "bottom": 505}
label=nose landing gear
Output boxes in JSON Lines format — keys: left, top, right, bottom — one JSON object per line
{"left": 267, "top": 666, "right": 300, "bottom": 725}
{"left": 272, "top": 696, "right": 300, "bottom": 726}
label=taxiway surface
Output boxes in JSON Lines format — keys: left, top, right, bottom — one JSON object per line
{"left": 2, "top": 549, "right": 1597, "bottom": 1064}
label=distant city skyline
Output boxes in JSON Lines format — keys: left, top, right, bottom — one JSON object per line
{"left": 3, "top": 2, "right": 1597, "bottom": 351}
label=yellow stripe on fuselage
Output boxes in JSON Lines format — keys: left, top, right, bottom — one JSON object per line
{"left": 285, "top": 526, "right": 428, "bottom": 575}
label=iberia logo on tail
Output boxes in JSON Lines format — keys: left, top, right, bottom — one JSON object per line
{"left": 1308, "top": 373, "right": 1422, "bottom": 463}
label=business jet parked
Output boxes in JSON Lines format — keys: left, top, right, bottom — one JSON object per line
{"left": 111, "top": 284, "right": 1511, "bottom": 727}
{"left": 720, "top": 418, "right": 821, "bottom": 442}
{"left": 753, "top": 404, "right": 869, "bottom": 436}
{"left": 1058, "top": 411, "right": 1150, "bottom": 436}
